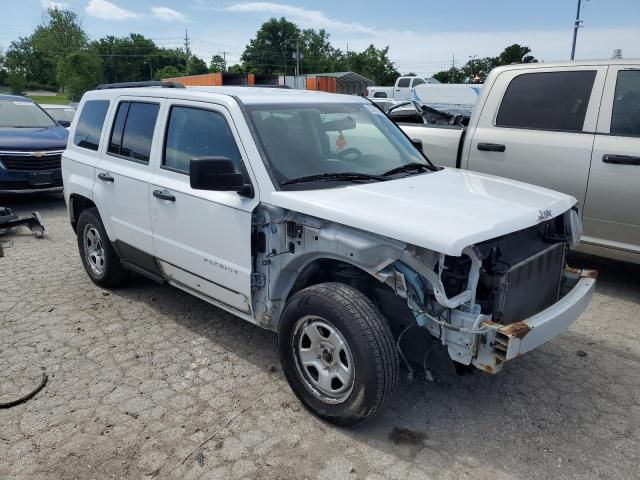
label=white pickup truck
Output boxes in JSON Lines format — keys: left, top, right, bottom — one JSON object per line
{"left": 63, "top": 82, "right": 595, "bottom": 425}
{"left": 366, "top": 76, "right": 439, "bottom": 101}
{"left": 399, "top": 59, "right": 640, "bottom": 264}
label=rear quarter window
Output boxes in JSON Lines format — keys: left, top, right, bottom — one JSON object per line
{"left": 496, "top": 70, "right": 597, "bottom": 132}
{"left": 73, "top": 100, "right": 110, "bottom": 151}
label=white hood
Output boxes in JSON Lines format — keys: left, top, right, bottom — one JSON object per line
{"left": 268, "top": 168, "right": 576, "bottom": 256}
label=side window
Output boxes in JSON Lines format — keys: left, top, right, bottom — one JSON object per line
{"left": 73, "top": 100, "right": 109, "bottom": 151}
{"left": 496, "top": 71, "right": 597, "bottom": 132}
{"left": 412, "top": 78, "right": 426, "bottom": 87}
{"left": 108, "top": 101, "right": 159, "bottom": 163}
{"left": 373, "top": 91, "right": 388, "bottom": 98}
{"left": 163, "top": 106, "right": 243, "bottom": 174}
{"left": 611, "top": 70, "right": 640, "bottom": 137}
{"left": 397, "top": 78, "right": 411, "bottom": 88}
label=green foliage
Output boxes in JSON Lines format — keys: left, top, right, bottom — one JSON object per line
{"left": 64, "top": 51, "right": 102, "bottom": 101}
{"left": 226, "top": 64, "right": 246, "bottom": 74}
{"left": 210, "top": 55, "right": 226, "bottom": 73}
{"left": 346, "top": 45, "right": 399, "bottom": 85}
{"left": 7, "top": 71, "right": 27, "bottom": 94}
{"left": 241, "top": 17, "right": 300, "bottom": 75}
{"left": 189, "top": 56, "right": 208, "bottom": 75}
{"left": 239, "top": 18, "right": 399, "bottom": 83}
{"left": 155, "top": 65, "right": 182, "bottom": 80}
{"left": 434, "top": 44, "right": 538, "bottom": 84}
{"left": 0, "top": 51, "right": 7, "bottom": 86}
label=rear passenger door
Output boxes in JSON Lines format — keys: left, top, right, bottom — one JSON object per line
{"left": 466, "top": 67, "right": 607, "bottom": 207}
{"left": 93, "top": 98, "right": 162, "bottom": 255}
{"left": 583, "top": 67, "right": 640, "bottom": 254}
{"left": 148, "top": 101, "right": 259, "bottom": 316}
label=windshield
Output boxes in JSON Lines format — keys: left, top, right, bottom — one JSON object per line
{"left": 247, "top": 102, "right": 427, "bottom": 189}
{"left": 0, "top": 100, "right": 57, "bottom": 128}
{"left": 45, "top": 107, "right": 76, "bottom": 123}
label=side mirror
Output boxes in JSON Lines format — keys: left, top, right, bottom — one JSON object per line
{"left": 189, "top": 156, "right": 253, "bottom": 197}
{"left": 411, "top": 138, "right": 423, "bottom": 152}
{"left": 58, "top": 120, "right": 71, "bottom": 128}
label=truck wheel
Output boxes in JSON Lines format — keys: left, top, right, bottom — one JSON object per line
{"left": 76, "top": 208, "right": 129, "bottom": 288}
{"left": 278, "top": 282, "right": 399, "bottom": 426}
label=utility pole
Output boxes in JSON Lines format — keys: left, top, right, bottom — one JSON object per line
{"left": 295, "top": 38, "right": 300, "bottom": 77}
{"left": 184, "top": 28, "right": 191, "bottom": 75}
{"left": 222, "top": 51, "right": 226, "bottom": 72}
{"left": 451, "top": 54, "right": 455, "bottom": 83}
{"left": 570, "top": 0, "right": 584, "bottom": 60}
{"left": 347, "top": 42, "right": 350, "bottom": 71}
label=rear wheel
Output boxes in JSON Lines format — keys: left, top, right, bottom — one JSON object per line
{"left": 76, "top": 208, "right": 129, "bottom": 288}
{"left": 279, "top": 282, "right": 399, "bottom": 426}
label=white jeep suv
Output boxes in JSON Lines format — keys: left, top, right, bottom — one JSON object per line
{"left": 63, "top": 82, "right": 596, "bottom": 425}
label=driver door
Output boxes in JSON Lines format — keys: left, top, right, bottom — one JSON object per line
{"left": 148, "top": 100, "right": 259, "bottom": 316}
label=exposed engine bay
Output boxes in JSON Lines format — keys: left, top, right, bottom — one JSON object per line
{"left": 250, "top": 204, "right": 593, "bottom": 376}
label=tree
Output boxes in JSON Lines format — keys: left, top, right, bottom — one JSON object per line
{"left": 0, "top": 50, "right": 7, "bottom": 86}
{"left": 209, "top": 54, "right": 226, "bottom": 73}
{"left": 63, "top": 51, "right": 102, "bottom": 100}
{"left": 226, "top": 64, "right": 246, "bottom": 74}
{"left": 403, "top": 72, "right": 417, "bottom": 77}
{"left": 432, "top": 44, "right": 537, "bottom": 84}
{"left": 241, "top": 17, "right": 300, "bottom": 75}
{"left": 299, "top": 28, "right": 341, "bottom": 74}
{"left": 433, "top": 67, "right": 464, "bottom": 84}
{"left": 32, "top": 8, "right": 89, "bottom": 88}
{"left": 5, "top": 36, "right": 57, "bottom": 90}
{"left": 497, "top": 44, "right": 537, "bottom": 65}
{"left": 348, "top": 45, "right": 399, "bottom": 85}
{"left": 189, "top": 56, "right": 208, "bottom": 75}
{"left": 155, "top": 65, "right": 182, "bottom": 80}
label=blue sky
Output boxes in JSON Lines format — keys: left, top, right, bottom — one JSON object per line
{"left": 2, "top": 0, "right": 639, "bottom": 76}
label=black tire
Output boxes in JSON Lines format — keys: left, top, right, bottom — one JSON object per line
{"left": 278, "top": 282, "right": 399, "bottom": 426}
{"left": 76, "top": 207, "right": 129, "bottom": 288}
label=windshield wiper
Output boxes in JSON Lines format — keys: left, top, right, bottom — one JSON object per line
{"left": 282, "top": 172, "right": 388, "bottom": 186}
{"left": 382, "top": 162, "right": 432, "bottom": 177}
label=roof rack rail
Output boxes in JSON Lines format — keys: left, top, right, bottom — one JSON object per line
{"left": 95, "top": 81, "right": 185, "bottom": 90}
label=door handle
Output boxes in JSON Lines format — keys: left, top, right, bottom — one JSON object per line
{"left": 477, "top": 143, "right": 506, "bottom": 152}
{"left": 602, "top": 154, "right": 640, "bottom": 165}
{"left": 98, "top": 172, "right": 114, "bottom": 182}
{"left": 153, "top": 189, "right": 176, "bottom": 202}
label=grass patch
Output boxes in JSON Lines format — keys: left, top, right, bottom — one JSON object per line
{"left": 27, "top": 94, "right": 71, "bottom": 105}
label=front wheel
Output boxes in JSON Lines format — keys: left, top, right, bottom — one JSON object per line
{"left": 278, "top": 283, "right": 399, "bottom": 426}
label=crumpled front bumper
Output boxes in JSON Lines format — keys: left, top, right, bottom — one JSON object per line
{"left": 473, "top": 268, "right": 597, "bottom": 374}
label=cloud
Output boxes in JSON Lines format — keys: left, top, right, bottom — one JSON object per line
{"left": 226, "top": 2, "right": 375, "bottom": 34}
{"left": 86, "top": 0, "right": 140, "bottom": 21}
{"left": 151, "top": 6, "right": 189, "bottom": 22}
{"left": 41, "top": 0, "right": 69, "bottom": 9}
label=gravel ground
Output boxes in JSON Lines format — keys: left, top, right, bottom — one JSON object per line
{"left": 1, "top": 194, "right": 639, "bottom": 480}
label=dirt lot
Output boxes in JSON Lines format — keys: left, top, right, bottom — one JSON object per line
{"left": 1, "top": 194, "right": 639, "bottom": 480}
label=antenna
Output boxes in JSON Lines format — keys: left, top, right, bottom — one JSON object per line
{"left": 184, "top": 29, "right": 191, "bottom": 75}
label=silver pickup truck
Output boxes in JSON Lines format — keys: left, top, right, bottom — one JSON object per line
{"left": 398, "top": 59, "right": 640, "bottom": 264}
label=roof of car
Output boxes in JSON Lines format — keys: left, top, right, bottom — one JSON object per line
{"left": 492, "top": 58, "right": 640, "bottom": 73}
{"left": 0, "top": 94, "right": 33, "bottom": 102}
{"left": 84, "top": 85, "right": 369, "bottom": 105}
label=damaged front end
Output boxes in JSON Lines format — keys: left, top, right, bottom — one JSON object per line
{"left": 251, "top": 205, "right": 596, "bottom": 375}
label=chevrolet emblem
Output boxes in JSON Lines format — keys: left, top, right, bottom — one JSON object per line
{"left": 32, "top": 151, "right": 46, "bottom": 158}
